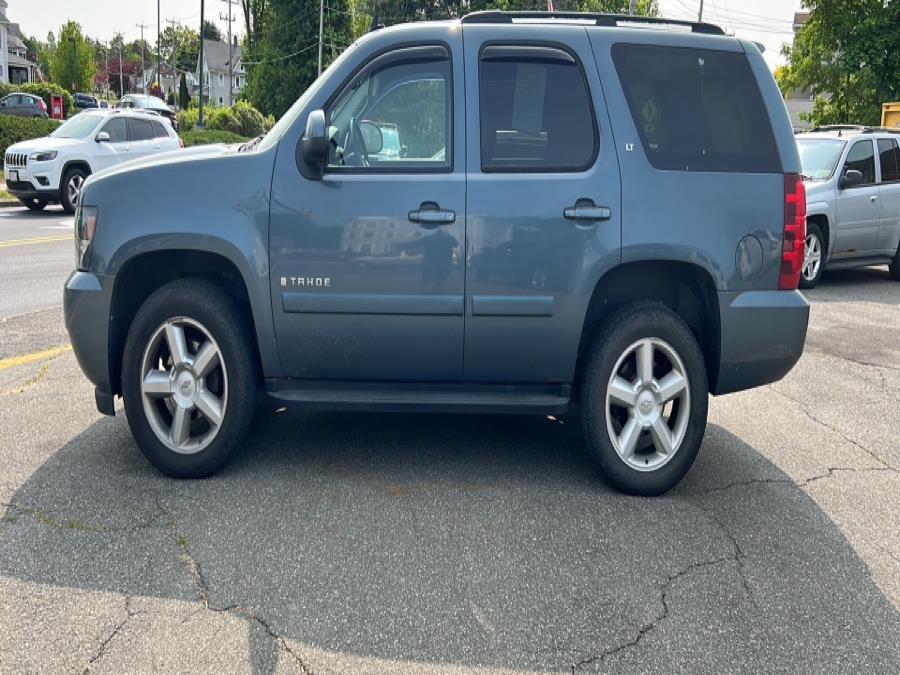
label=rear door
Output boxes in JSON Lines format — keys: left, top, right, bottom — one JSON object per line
{"left": 834, "top": 139, "right": 880, "bottom": 255}
{"left": 462, "top": 24, "right": 621, "bottom": 382}
{"left": 876, "top": 138, "right": 900, "bottom": 255}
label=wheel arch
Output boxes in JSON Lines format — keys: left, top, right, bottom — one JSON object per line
{"left": 576, "top": 260, "right": 721, "bottom": 392}
{"left": 59, "top": 159, "right": 92, "bottom": 190}
{"left": 806, "top": 213, "right": 830, "bottom": 259}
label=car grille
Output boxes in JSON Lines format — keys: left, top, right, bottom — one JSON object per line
{"left": 5, "top": 152, "right": 27, "bottom": 168}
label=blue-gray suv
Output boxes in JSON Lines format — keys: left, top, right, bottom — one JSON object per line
{"left": 64, "top": 12, "right": 810, "bottom": 495}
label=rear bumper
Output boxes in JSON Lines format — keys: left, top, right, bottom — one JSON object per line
{"left": 714, "top": 290, "right": 809, "bottom": 395}
{"left": 64, "top": 270, "right": 114, "bottom": 410}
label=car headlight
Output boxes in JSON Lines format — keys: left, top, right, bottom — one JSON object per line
{"left": 28, "top": 150, "right": 58, "bottom": 162}
{"left": 74, "top": 205, "right": 98, "bottom": 271}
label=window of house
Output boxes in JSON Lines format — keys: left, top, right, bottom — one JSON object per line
{"left": 878, "top": 138, "right": 900, "bottom": 183}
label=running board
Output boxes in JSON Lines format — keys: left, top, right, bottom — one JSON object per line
{"left": 265, "top": 380, "right": 571, "bottom": 414}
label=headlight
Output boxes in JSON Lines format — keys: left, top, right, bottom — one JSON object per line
{"left": 28, "top": 150, "right": 58, "bottom": 161}
{"left": 74, "top": 206, "right": 98, "bottom": 271}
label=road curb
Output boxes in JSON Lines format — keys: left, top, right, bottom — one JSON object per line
{"left": 0, "top": 201, "right": 20, "bottom": 208}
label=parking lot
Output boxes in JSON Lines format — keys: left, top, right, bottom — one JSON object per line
{"left": 1, "top": 206, "right": 898, "bottom": 673}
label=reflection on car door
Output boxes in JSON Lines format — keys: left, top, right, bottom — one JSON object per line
{"left": 269, "top": 37, "right": 466, "bottom": 380}
{"left": 92, "top": 117, "right": 132, "bottom": 172}
{"left": 834, "top": 139, "right": 880, "bottom": 256}
{"left": 876, "top": 138, "right": 900, "bottom": 256}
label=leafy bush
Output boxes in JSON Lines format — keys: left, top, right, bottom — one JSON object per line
{"left": 0, "top": 82, "right": 74, "bottom": 117}
{"left": 176, "top": 106, "right": 199, "bottom": 132}
{"left": 177, "top": 100, "right": 274, "bottom": 137}
{"left": 0, "top": 115, "right": 62, "bottom": 158}
{"left": 179, "top": 129, "right": 248, "bottom": 147}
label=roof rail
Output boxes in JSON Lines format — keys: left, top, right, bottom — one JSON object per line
{"left": 460, "top": 11, "right": 725, "bottom": 35}
{"left": 810, "top": 124, "right": 900, "bottom": 135}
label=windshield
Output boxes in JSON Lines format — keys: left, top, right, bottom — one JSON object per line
{"left": 797, "top": 138, "right": 847, "bottom": 180}
{"left": 50, "top": 114, "right": 103, "bottom": 139}
{"left": 256, "top": 40, "right": 360, "bottom": 153}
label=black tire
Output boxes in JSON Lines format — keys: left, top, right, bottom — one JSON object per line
{"left": 579, "top": 302, "right": 709, "bottom": 496}
{"left": 122, "top": 279, "right": 258, "bottom": 478}
{"left": 890, "top": 245, "right": 900, "bottom": 281}
{"left": 19, "top": 197, "right": 48, "bottom": 212}
{"left": 799, "top": 221, "right": 825, "bottom": 289}
{"left": 59, "top": 167, "right": 87, "bottom": 215}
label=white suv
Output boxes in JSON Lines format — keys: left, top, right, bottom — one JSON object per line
{"left": 796, "top": 125, "right": 900, "bottom": 287}
{"left": 4, "top": 108, "right": 182, "bottom": 214}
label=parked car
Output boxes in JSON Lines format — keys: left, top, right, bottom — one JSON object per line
{"left": 116, "top": 94, "right": 178, "bottom": 131}
{"left": 4, "top": 108, "right": 181, "bottom": 213}
{"left": 795, "top": 125, "right": 900, "bottom": 287}
{"left": 64, "top": 11, "right": 810, "bottom": 495}
{"left": 99, "top": 100, "right": 110, "bottom": 109}
{"left": 75, "top": 93, "right": 99, "bottom": 110}
{"left": 0, "top": 92, "right": 48, "bottom": 118}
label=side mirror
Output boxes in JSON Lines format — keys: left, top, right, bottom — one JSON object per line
{"left": 95, "top": 131, "right": 110, "bottom": 143}
{"left": 358, "top": 120, "right": 384, "bottom": 155}
{"left": 839, "top": 168, "right": 863, "bottom": 189}
{"left": 300, "top": 109, "right": 328, "bottom": 172}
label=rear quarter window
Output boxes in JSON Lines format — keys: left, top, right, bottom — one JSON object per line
{"left": 612, "top": 44, "right": 781, "bottom": 174}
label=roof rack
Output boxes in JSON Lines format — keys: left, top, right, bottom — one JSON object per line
{"left": 460, "top": 11, "right": 725, "bottom": 35}
{"left": 810, "top": 124, "right": 900, "bottom": 135}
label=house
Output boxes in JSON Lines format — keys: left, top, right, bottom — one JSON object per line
{"left": 196, "top": 37, "right": 245, "bottom": 107}
{"left": 784, "top": 11, "right": 814, "bottom": 130}
{"left": 0, "top": 1, "right": 39, "bottom": 85}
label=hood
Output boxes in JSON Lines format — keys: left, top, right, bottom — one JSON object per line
{"left": 6, "top": 136, "right": 87, "bottom": 154}
{"left": 90, "top": 143, "right": 239, "bottom": 182}
{"left": 803, "top": 179, "right": 833, "bottom": 200}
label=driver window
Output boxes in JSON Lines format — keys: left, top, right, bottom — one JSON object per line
{"left": 844, "top": 140, "right": 875, "bottom": 185}
{"left": 101, "top": 118, "right": 127, "bottom": 143}
{"left": 326, "top": 48, "right": 451, "bottom": 171}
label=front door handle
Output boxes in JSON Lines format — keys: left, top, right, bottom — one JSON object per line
{"left": 564, "top": 199, "right": 612, "bottom": 222}
{"left": 409, "top": 201, "right": 455, "bottom": 227}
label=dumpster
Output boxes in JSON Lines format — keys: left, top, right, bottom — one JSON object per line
{"left": 883, "top": 102, "right": 900, "bottom": 129}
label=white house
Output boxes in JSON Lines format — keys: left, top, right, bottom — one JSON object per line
{"left": 0, "top": 1, "right": 39, "bottom": 85}
{"left": 197, "top": 38, "right": 245, "bottom": 107}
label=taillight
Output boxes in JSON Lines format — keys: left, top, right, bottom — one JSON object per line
{"left": 779, "top": 173, "right": 806, "bottom": 290}
{"left": 178, "top": 137, "right": 184, "bottom": 149}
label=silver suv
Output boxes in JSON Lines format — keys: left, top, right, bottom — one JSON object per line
{"left": 796, "top": 126, "right": 900, "bottom": 287}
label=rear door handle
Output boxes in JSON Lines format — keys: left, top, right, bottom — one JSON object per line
{"left": 564, "top": 200, "right": 612, "bottom": 222}
{"left": 408, "top": 201, "right": 456, "bottom": 227}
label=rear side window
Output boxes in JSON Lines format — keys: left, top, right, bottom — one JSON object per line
{"left": 612, "top": 44, "right": 780, "bottom": 173}
{"left": 152, "top": 121, "right": 169, "bottom": 138}
{"left": 128, "top": 118, "right": 155, "bottom": 141}
{"left": 479, "top": 45, "right": 597, "bottom": 172}
{"left": 845, "top": 140, "right": 875, "bottom": 184}
{"left": 878, "top": 138, "right": 899, "bottom": 183}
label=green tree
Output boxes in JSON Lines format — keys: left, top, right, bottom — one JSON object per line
{"left": 779, "top": 0, "right": 900, "bottom": 126}
{"left": 178, "top": 72, "right": 191, "bottom": 110}
{"left": 50, "top": 21, "right": 96, "bottom": 93}
{"left": 202, "top": 20, "right": 224, "bottom": 42}
{"left": 159, "top": 25, "right": 200, "bottom": 72}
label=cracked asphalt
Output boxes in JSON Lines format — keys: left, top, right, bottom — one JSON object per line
{"left": 0, "top": 204, "right": 898, "bottom": 673}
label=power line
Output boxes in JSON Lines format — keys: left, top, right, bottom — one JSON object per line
{"left": 241, "top": 42, "right": 319, "bottom": 66}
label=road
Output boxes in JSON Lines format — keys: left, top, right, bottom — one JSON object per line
{"left": 1, "top": 204, "right": 898, "bottom": 673}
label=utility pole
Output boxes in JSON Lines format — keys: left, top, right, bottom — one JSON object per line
{"left": 136, "top": 22, "right": 150, "bottom": 94}
{"left": 104, "top": 43, "right": 109, "bottom": 99}
{"left": 69, "top": 35, "right": 76, "bottom": 93}
{"left": 118, "top": 44, "right": 124, "bottom": 96}
{"left": 317, "top": 0, "right": 324, "bottom": 76}
{"left": 220, "top": 0, "right": 239, "bottom": 106}
{"left": 157, "top": 0, "right": 161, "bottom": 98}
{"left": 198, "top": 0, "right": 205, "bottom": 127}
{"left": 698, "top": 0, "right": 704, "bottom": 22}
{"left": 630, "top": 0, "right": 637, "bottom": 14}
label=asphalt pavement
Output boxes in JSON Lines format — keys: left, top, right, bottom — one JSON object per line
{"left": 0, "top": 204, "right": 898, "bottom": 673}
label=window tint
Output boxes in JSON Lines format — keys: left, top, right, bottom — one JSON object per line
{"left": 152, "top": 121, "right": 169, "bottom": 138}
{"left": 326, "top": 48, "right": 451, "bottom": 171}
{"left": 101, "top": 118, "right": 127, "bottom": 142}
{"left": 128, "top": 118, "right": 155, "bottom": 141}
{"left": 878, "top": 138, "right": 899, "bottom": 183}
{"left": 612, "top": 44, "right": 780, "bottom": 173}
{"left": 844, "top": 140, "right": 875, "bottom": 184}
{"left": 479, "top": 47, "right": 596, "bottom": 172}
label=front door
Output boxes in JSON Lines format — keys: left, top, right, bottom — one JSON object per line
{"left": 834, "top": 139, "right": 880, "bottom": 255}
{"left": 269, "top": 38, "right": 466, "bottom": 380}
{"left": 462, "top": 25, "right": 622, "bottom": 382}
{"left": 93, "top": 117, "right": 132, "bottom": 172}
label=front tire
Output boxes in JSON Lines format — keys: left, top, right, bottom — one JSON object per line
{"left": 122, "top": 279, "right": 257, "bottom": 478}
{"left": 60, "top": 167, "right": 87, "bottom": 215}
{"left": 19, "top": 197, "right": 48, "bottom": 212}
{"left": 799, "top": 222, "right": 825, "bottom": 289}
{"left": 580, "top": 302, "right": 708, "bottom": 496}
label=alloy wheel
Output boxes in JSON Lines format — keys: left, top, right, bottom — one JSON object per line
{"left": 139, "top": 317, "right": 228, "bottom": 454}
{"left": 802, "top": 232, "right": 821, "bottom": 282}
{"left": 67, "top": 174, "right": 84, "bottom": 206}
{"left": 605, "top": 337, "right": 691, "bottom": 472}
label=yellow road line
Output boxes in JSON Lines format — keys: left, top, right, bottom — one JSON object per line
{"left": 0, "top": 235, "right": 72, "bottom": 249}
{"left": 0, "top": 344, "right": 72, "bottom": 371}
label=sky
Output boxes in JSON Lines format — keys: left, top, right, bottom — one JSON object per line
{"left": 9, "top": 0, "right": 803, "bottom": 70}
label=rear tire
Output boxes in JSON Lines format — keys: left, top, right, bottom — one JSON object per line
{"left": 579, "top": 302, "right": 708, "bottom": 496}
{"left": 799, "top": 222, "right": 825, "bottom": 289}
{"left": 890, "top": 245, "right": 900, "bottom": 281}
{"left": 60, "top": 167, "right": 87, "bottom": 215}
{"left": 122, "top": 279, "right": 258, "bottom": 478}
{"left": 19, "top": 197, "right": 48, "bottom": 212}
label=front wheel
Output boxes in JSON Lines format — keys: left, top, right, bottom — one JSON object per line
{"left": 19, "top": 197, "right": 48, "bottom": 212}
{"left": 580, "top": 302, "right": 708, "bottom": 496}
{"left": 60, "top": 167, "right": 87, "bottom": 215}
{"left": 799, "top": 222, "right": 825, "bottom": 289}
{"left": 122, "top": 279, "right": 258, "bottom": 478}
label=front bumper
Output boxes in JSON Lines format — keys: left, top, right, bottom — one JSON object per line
{"left": 64, "top": 270, "right": 114, "bottom": 411}
{"left": 5, "top": 163, "right": 62, "bottom": 200}
{"left": 714, "top": 290, "right": 810, "bottom": 395}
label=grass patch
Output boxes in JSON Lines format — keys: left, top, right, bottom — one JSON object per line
{"left": 179, "top": 128, "right": 248, "bottom": 147}
{"left": 0, "top": 189, "right": 17, "bottom": 203}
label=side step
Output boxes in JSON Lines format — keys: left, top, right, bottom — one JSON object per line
{"left": 265, "top": 380, "right": 571, "bottom": 415}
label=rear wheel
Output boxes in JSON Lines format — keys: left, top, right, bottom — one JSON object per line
{"left": 799, "top": 222, "right": 825, "bottom": 289}
{"left": 122, "top": 279, "right": 257, "bottom": 478}
{"left": 60, "top": 167, "right": 87, "bottom": 215}
{"left": 890, "top": 244, "right": 900, "bottom": 281}
{"left": 19, "top": 197, "right": 48, "bottom": 212}
{"left": 580, "top": 302, "right": 708, "bottom": 496}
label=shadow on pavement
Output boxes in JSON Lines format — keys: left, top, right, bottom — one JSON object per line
{"left": 2, "top": 409, "right": 899, "bottom": 672}
{"left": 808, "top": 266, "right": 899, "bottom": 305}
